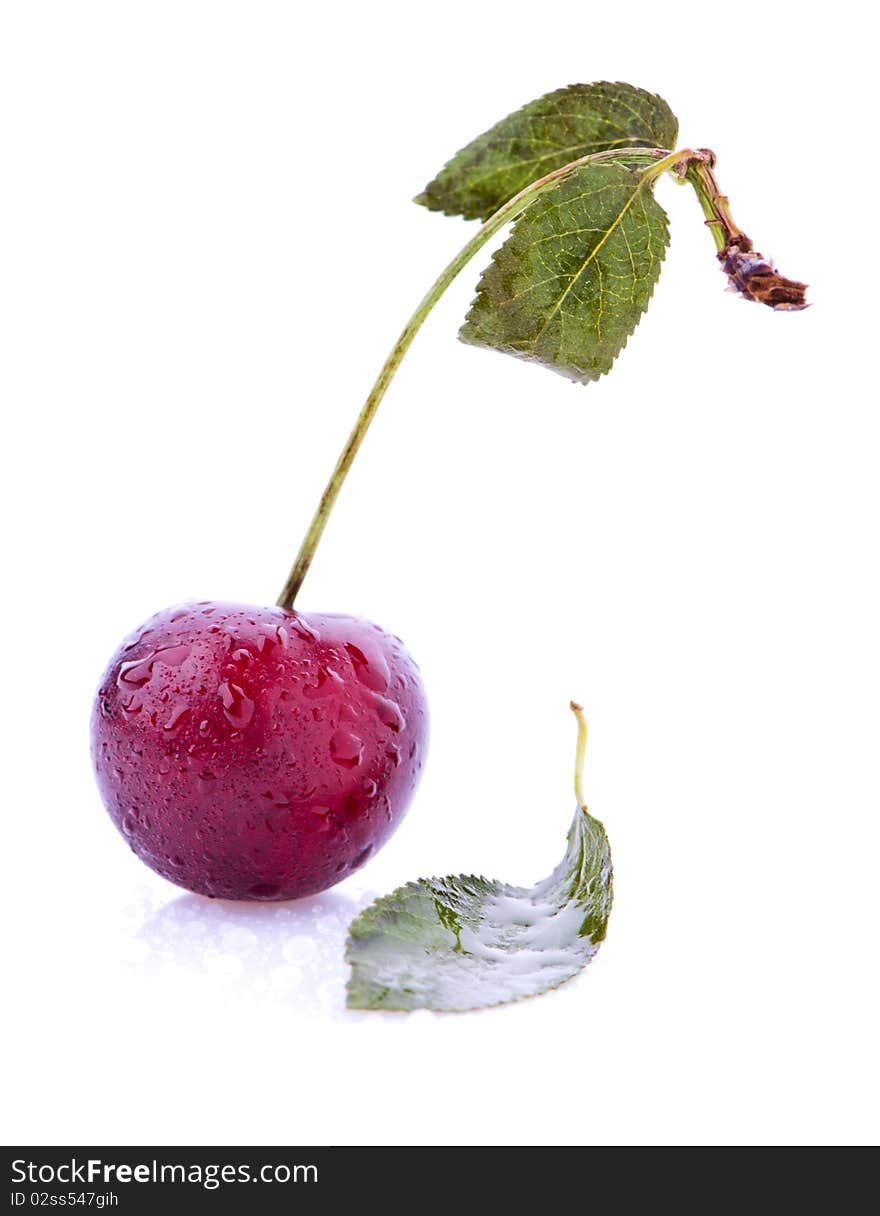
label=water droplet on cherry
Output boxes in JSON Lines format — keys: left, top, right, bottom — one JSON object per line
{"left": 372, "top": 692, "right": 405, "bottom": 732}
{"left": 329, "top": 729, "right": 364, "bottom": 768}
{"left": 164, "top": 703, "right": 189, "bottom": 730}
{"left": 217, "top": 681, "right": 254, "bottom": 728}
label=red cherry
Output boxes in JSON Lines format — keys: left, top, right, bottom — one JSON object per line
{"left": 91, "top": 601, "right": 428, "bottom": 900}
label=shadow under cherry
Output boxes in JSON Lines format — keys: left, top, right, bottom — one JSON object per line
{"left": 132, "top": 885, "right": 371, "bottom": 1018}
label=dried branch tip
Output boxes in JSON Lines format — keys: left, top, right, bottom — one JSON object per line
{"left": 719, "top": 235, "right": 808, "bottom": 311}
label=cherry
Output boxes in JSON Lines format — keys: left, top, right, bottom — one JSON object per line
{"left": 89, "top": 151, "right": 454, "bottom": 900}
{"left": 91, "top": 601, "right": 427, "bottom": 900}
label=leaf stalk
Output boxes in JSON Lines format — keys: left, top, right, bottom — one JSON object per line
{"left": 570, "top": 701, "right": 588, "bottom": 810}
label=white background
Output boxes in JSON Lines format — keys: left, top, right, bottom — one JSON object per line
{"left": 1, "top": 0, "right": 877, "bottom": 1148}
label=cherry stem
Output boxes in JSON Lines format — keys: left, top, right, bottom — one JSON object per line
{"left": 570, "top": 701, "right": 588, "bottom": 810}
{"left": 277, "top": 146, "right": 673, "bottom": 610}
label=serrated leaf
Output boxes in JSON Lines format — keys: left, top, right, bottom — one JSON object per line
{"left": 460, "top": 159, "right": 670, "bottom": 384}
{"left": 345, "top": 806, "right": 612, "bottom": 1013}
{"left": 416, "top": 82, "right": 678, "bottom": 222}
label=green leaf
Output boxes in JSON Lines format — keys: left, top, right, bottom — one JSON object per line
{"left": 345, "top": 806, "right": 612, "bottom": 1013}
{"left": 416, "top": 82, "right": 678, "bottom": 222}
{"left": 459, "top": 159, "right": 670, "bottom": 384}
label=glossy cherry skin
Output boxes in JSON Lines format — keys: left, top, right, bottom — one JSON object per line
{"left": 91, "top": 602, "right": 428, "bottom": 900}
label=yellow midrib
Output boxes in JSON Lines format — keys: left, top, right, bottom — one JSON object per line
{"left": 530, "top": 176, "right": 648, "bottom": 351}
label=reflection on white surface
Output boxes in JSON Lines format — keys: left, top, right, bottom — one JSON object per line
{"left": 127, "top": 885, "right": 375, "bottom": 1019}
